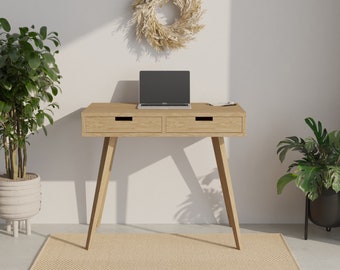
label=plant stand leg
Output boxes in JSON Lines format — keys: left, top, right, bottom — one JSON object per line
{"left": 6, "top": 220, "right": 12, "bottom": 233}
{"left": 26, "top": 219, "right": 31, "bottom": 235}
{"left": 19, "top": 220, "right": 25, "bottom": 231}
{"left": 13, "top": 221, "right": 19, "bottom": 237}
{"left": 304, "top": 196, "right": 309, "bottom": 240}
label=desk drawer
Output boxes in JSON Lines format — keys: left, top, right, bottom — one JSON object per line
{"left": 166, "top": 116, "right": 243, "bottom": 133}
{"left": 84, "top": 116, "right": 162, "bottom": 133}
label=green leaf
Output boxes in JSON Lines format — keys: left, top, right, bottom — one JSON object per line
{"left": 0, "top": 101, "right": 11, "bottom": 114}
{"left": 25, "top": 80, "right": 37, "bottom": 95}
{"left": 8, "top": 47, "right": 19, "bottom": 62}
{"left": 36, "top": 111, "right": 45, "bottom": 126}
{"left": 51, "top": 86, "right": 59, "bottom": 96}
{"left": 0, "top": 55, "right": 7, "bottom": 68}
{"left": 277, "top": 173, "right": 296, "bottom": 194}
{"left": 6, "top": 33, "right": 19, "bottom": 44}
{"left": 33, "top": 38, "right": 44, "bottom": 49}
{"left": 19, "top": 40, "right": 34, "bottom": 51}
{"left": 29, "top": 119, "right": 37, "bottom": 132}
{"left": 40, "top": 26, "right": 47, "bottom": 40}
{"left": 295, "top": 165, "right": 322, "bottom": 200}
{"left": 48, "top": 31, "right": 59, "bottom": 37}
{"left": 28, "top": 31, "right": 38, "bottom": 38}
{"left": 28, "top": 52, "right": 41, "bottom": 70}
{"left": 44, "top": 112, "right": 54, "bottom": 125}
{"left": 45, "top": 92, "right": 53, "bottom": 102}
{"left": 43, "top": 45, "right": 51, "bottom": 52}
{"left": 305, "top": 117, "right": 328, "bottom": 145}
{"left": 42, "top": 125, "right": 48, "bottom": 136}
{"left": 277, "top": 136, "right": 305, "bottom": 163}
{"left": 304, "top": 137, "right": 317, "bottom": 153}
{"left": 329, "top": 166, "right": 340, "bottom": 192}
{"left": 48, "top": 36, "right": 61, "bottom": 47}
{"left": 48, "top": 102, "right": 59, "bottom": 109}
{"left": 30, "top": 97, "right": 40, "bottom": 109}
{"left": 0, "top": 18, "right": 11, "bottom": 32}
{"left": 0, "top": 101, "right": 4, "bottom": 113}
{"left": 43, "top": 53, "right": 55, "bottom": 65}
{"left": 23, "top": 104, "right": 33, "bottom": 116}
{"left": 1, "top": 80, "right": 12, "bottom": 90}
{"left": 328, "top": 130, "right": 340, "bottom": 154}
{"left": 43, "top": 65, "right": 58, "bottom": 81}
{"left": 19, "top": 40, "right": 34, "bottom": 57}
{"left": 48, "top": 32, "right": 60, "bottom": 40}
{"left": 19, "top": 27, "right": 29, "bottom": 35}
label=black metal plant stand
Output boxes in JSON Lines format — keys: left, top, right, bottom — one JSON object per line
{"left": 304, "top": 196, "right": 309, "bottom": 240}
{"left": 304, "top": 193, "right": 339, "bottom": 240}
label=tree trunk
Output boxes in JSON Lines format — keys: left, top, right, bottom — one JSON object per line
{"left": 18, "top": 146, "right": 22, "bottom": 178}
{"left": 10, "top": 141, "right": 18, "bottom": 180}
{"left": 23, "top": 144, "right": 27, "bottom": 178}
{"left": 3, "top": 137, "right": 10, "bottom": 177}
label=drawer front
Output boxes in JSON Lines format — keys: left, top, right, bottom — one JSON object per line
{"left": 85, "top": 116, "right": 162, "bottom": 133}
{"left": 166, "top": 116, "right": 243, "bottom": 133}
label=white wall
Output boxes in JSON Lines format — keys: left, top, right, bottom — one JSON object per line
{"left": 1, "top": 0, "right": 340, "bottom": 224}
{"left": 229, "top": 0, "right": 340, "bottom": 223}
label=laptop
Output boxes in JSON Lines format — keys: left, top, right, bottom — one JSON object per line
{"left": 137, "top": 71, "right": 191, "bottom": 109}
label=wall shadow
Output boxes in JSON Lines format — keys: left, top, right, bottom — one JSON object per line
{"left": 28, "top": 108, "right": 101, "bottom": 223}
{"left": 110, "top": 80, "right": 139, "bottom": 103}
{"left": 27, "top": 80, "right": 213, "bottom": 224}
{"left": 111, "top": 80, "right": 229, "bottom": 224}
{"left": 174, "top": 169, "right": 228, "bottom": 224}
{"left": 109, "top": 81, "right": 204, "bottom": 223}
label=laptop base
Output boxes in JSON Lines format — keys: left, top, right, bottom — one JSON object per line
{"left": 137, "top": 104, "right": 191, "bottom": 109}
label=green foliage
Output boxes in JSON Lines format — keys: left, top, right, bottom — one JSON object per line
{"left": 0, "top": 18, "right": 61, "bottom": 179}
{"left": 277, "top": 118, "right": 340, "bottom": 200}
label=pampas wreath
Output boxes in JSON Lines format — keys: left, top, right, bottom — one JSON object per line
{"left": 131, "top": 0, "right": 204, "bottom": 51}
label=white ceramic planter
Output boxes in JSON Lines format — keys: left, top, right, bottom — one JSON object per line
{"left": 0, "top": 174, "right": 41, "bottom": 237}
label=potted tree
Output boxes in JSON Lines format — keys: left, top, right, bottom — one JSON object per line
{"left": 276, "top": 117, "right": 340, "bottom": 238}
{"left": 0, "top": 18, "right": 61, "bottom": 236}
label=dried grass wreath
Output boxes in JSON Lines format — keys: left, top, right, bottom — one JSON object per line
{"left": 131, "top": 0, "right": 204, "bottom": 51}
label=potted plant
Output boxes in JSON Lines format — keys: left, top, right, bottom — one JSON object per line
{"left": 276, "top": 117, "right": 340, "bottom": 237}
{"left": 0, "top": 18, "right": 61, "bottom": 236}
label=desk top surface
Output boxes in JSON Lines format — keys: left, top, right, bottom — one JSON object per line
{"left": 82, "top": 103, "right": 246, "bottom": 117}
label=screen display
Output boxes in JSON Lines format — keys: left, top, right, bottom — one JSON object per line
{"left": 139, "top": 71, "right": 190, "bottom": 105}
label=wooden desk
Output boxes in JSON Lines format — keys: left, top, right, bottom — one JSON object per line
{"left": 81, "top": 103, "right": 246, "bottom": 250}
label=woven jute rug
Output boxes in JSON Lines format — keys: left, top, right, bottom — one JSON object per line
{"left": 30, "top": 233, "right": 300, "bottom": 270}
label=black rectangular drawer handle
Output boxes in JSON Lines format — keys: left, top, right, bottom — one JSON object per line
{"left": 195, "top": 116, "right": 213, "bottom": 121}
{"left": 115, "top": 116, "right": 133, "bottom": 121}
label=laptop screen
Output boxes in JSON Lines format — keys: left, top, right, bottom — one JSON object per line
{"left": 139, "top": 71, "right": 190, "bottom": 106}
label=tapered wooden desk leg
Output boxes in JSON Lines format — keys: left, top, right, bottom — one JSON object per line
{"left": 96, "top": 138, "right": 118, "bottom": 227}
{"left": 96, "top": 137, "right": 118, "bottom": 227}
{"left": 86, "top": 137, "right": 117, "bottom": 250}
{"left": 212, "top": 137, "right": 241, "bottom": 250}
